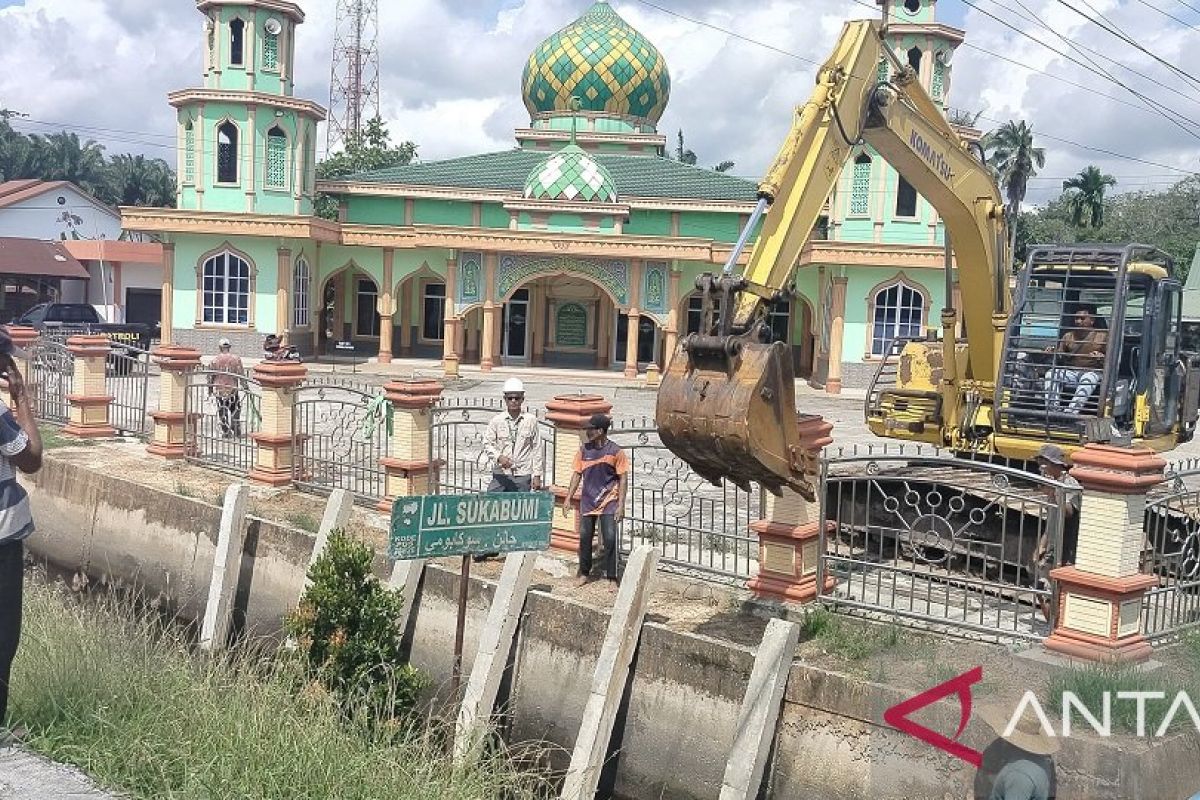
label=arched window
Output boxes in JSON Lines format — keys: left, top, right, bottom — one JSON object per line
{"left": 871, "top": 281, "right": 925, "bottom": 355}
{"left": 262, "top": 29, "right": 279, "bottom": 70}
{"left": 293, "top": 257, "right": 310, "bottom": 327}
{"left": 217, "top": 121, "right": 238, "bottom": 184}
{"left": 229, "top": 19, "right": 245, "bottom": 66}
{"left": 183, "top": 122, "right": 195, "bottom": 184}
{"left": 850, "top": 153, "right": 871, "bottom": 216}
{"left": 895, "top": 175, "right": 918, "bottom": 217}
{"left": 266, "top": 125, "right": 288, "bottom": 189}
{"left": 202, "top": 250, "right": 251, "bottom": 325}
{"left": 907, "top": 46, "right": 922, "bottom": 72}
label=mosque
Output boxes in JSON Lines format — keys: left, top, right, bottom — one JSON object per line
{"left": 123, "top": 0, "right": 970, "bottom": 391}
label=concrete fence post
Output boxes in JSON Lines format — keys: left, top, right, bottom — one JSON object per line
{"left": 200, "top": 483, "right": 250, "bottom": 652}
{"left": 147, "top": 345, "right": 202, "bottom": 459}
{"left": 63, "top": 334, "right": 115, "bottom": 438}
{"left": 1045, "top": 444, "right": 1163, "bottom": 663}
{"left": 248, "top": 361, "right": 306, "bottom": 487}
{"left": 747, "top": 414, "right": 834, "bottom": 603}
{"left": 378, "top": 378, "right": 444, "bottom": 512}
{"left": 545, "top": 393, "right": 613, "bottom": 553}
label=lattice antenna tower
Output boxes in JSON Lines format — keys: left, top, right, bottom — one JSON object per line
{"left": 327, "top": 0, "right": 381, "bottom": 154}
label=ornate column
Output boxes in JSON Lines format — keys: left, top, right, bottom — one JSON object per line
{"left": 663, "top": 267, "right": 682, "bottom": 359}
{"left": 1045, "top": 445, "right": 1163, "bottom": 663}
{"left": 747, "top": 415, "right": 834, "bottom": 602}
{"left": 623, "top": 310, "right": 640, "bottom": 380}
{"left": 161, "top": 243, "right": 175, "bottom": 346}
{"left": 480, "top": 253, "right": 498, "bottom": 371}
{"left": 64, "top": 335, "right": 115, "bottom": 438}
{"left": 378, "top": 248, "right": 394, "bottom": 363}
{"left": 399, "top": 279, "right": 413, "bottom": 355}
{"left": 378, "top": 379, "right": 444, "bottom": 512}
{"left": 147, "top": 345, "right": 202, "bottom": 458}
{"left": 247, "top": 361, "right": 307, "bottom": 487}
{"left": 826, "top": 276, "right": 847, "bottom": 395}
{"left": 443, "top": 255, "right": 461, "bottom": 377}
{"left": 546, "top": 394, "right": 613, "bottom": 553}
{"left": 530, "top": 282, "right": 545, "bottom": 366}
{"left": 276, "top": 247, "right": 291, "bottom": 343}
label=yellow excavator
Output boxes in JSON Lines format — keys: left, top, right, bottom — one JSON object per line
{"left": 656, "top": 18, "right": 1200, "bottom": 497}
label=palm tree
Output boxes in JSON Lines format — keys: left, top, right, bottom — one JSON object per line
{"left": 38, "top": 132, "right": 109, "bottom": 198}
{"left": 107, "top": 153, "right": 177, "bottom": 207}
{"left": 982, "top": 120, "right": 1046, "bottom": 260}
{"left": 1062, "top": 165, "right": 1116, "bottom": 228}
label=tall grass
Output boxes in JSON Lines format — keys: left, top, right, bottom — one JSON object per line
{"left": 11, "top": 579, "right": 557, "bottom": 799}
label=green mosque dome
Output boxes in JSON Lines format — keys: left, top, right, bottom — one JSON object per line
{"left": 523, "top": 144, "right": 619, "bottom": 203}
{"left": 521, "top": 0, "right": 671, "bottom": 125}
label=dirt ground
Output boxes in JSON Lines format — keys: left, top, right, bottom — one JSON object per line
{"left": 37, "top": 433, "right": 1200, "bottom": 712}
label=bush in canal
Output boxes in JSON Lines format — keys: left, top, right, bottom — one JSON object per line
{"left": 286, "top": 529, "right": 427, "bottom": 727}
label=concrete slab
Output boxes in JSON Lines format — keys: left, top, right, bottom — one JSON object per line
{"left": 199, "top": 482, "right": 249, "bottom": 652}
{"left": 0, "top": 747, "right": 119, "bottom": 799}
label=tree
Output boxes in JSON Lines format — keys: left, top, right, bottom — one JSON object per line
{"left": 982, "top": 120, "right": 1046, "bottom": 264}
{"left": 315, "top": 116, "right": 417, "bottom": 219}
{"left": 1061, "top": 165, "right": 1116, "bottom": 228}
{"left": 107, "top": 153, "right": 177, "bottom": 208}
{"left": 947, "top": 108, "right": 984, "bottom": 128}
{"left": 37, "top": 131, "right": 110, "bottom": 199}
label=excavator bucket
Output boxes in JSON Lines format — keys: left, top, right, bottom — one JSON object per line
{"left": 655, "top": 336, "right": 812, "bottom": 499}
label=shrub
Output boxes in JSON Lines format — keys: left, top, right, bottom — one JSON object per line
{"left": 286, "top": 530, "right": 427, "bottom": 727}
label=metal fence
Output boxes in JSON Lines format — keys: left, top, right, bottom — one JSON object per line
{"left": 29, "top": 333, "right": 73, "bottom": 425}
{"left": 107, "top": 342, "right": 155, "bottom": 437}
{"left": 429, "top": 398, "right": 555, "bottom": 495}
{"left": 183, "top": 369, "right": 261, "bottom": 476}
{"left": 1142, "top": 459, "right": 1200, "bottom": 641}
{"left": 292, "top": 383, "right": 390, "bottom": 504}
{"left": 608, "top": 418, "right": 762, "bottom": 583}
{"left": 818, "top": 444, "right": 1077, "bottom": 640}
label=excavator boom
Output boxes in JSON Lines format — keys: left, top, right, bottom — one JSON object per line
{"left": 656, "top": 18, "right": 1008, "bottom": 495}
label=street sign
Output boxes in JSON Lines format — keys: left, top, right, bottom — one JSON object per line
{"left": 389, "top": 492, "right": 553, "bottom": 560}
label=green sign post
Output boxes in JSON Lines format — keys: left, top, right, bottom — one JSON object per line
{"left": 388, "top": 492, "right": 553, "bottom": 560}
{"left": 389, "top": 491, "right": 554, "bottom": 703}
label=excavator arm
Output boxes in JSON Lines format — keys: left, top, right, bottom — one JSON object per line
{"left": 656, "top": 18, "right": 1008, "bottom": 496}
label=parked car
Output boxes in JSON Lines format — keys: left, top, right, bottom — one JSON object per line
{"left": 13, "top": 303, "right": 152, "bottom": 375}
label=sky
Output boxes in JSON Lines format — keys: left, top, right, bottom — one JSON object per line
{"left": 0, "top": 0, "right": 1197, "bottom": 206}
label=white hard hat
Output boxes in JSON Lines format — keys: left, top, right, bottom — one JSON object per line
{"left": 502, "top": 377, "right": 525, "bottom": 394}
{"left": 218, "top": 337, "right": 232, "bottom": 349}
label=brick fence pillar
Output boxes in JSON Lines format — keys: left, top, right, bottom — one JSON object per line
{"left": 545, "top": 394, "right": 613, "bottom": 553}
{"left": 1045, "top": 445, "right": 1163, "bottom": 663}
{"left": 64, "top": 334, "right": 115, "bottom": 438}
{"left": 378, "top": 378, "right": 444, "bottom": 512}
{"left": 747, "top": 414, "right": 834, "bottom": 603}
{"left": 147, "top": 345, "right": 202, "bottom": 458}
{"left": 247, "top": 361, "right": 307, "bottom": 487}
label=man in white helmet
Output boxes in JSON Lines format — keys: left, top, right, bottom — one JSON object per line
{"left": 475, "top": 377, "right": 545, "bottom": 561}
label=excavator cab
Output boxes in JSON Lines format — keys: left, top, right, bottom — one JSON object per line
{"left": 994, "top": 244, "right": 1197, "bottom": 451}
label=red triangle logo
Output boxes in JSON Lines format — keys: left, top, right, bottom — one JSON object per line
{"left": 883, "top": 665, "right": 984, "bottom": 767}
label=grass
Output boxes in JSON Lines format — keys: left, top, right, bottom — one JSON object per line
{"left": 799, "top": 605, "right": 904, "bottom": 661}
{"left": 286, "top": 512, "right": 319, "bottom": 533}
{"left": 1045, "top": 663, "right": 1184, "bottom": 736}
{"left": 174, "top": 482, "right": 195, "bottom": 498}
{"left": 39, "top": 424, "right": 93, "bottom": 450}
{"left": 11, "top": 579, "right": 557, "bottom": 800}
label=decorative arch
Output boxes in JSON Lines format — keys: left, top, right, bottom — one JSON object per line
{"left": 907, "top": 46, "right": 923, "bottom": 73}
{"left": 292, "top": 252, "right": 311, "bottom": 329}
{"left": 265, "top": 124, "right": 288, "bottom": 189}
{"left": 850, "top": 152, "right": 872, "bottom": 216}
{"left": 195, "top": 241, "right": 257, "bottom": 327}
{"left": 215, "top": 119, "right": 240, "bottom": 184}
{"left": 228, "top": 17, "right": 246, "bottom": 67}
{"left": 500, "top": 263, "right": 624, "bottom": 309}
{"left": 496, "top": 254, "right": 628, "bottom": 307}
{"left": 318, "top": 261, "right": 381, "bottom": 343}
{"left": 865, "top": 272, "right": 931, "bottom": 357}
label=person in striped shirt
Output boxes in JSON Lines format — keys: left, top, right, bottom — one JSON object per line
{"left": 0, "top": 329, "right": 43, "bottom": 744}
{"left": 561, "top": 413, "right": 627, "bottom": 586}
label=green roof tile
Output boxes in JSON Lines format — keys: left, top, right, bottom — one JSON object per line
{"left": 335, "top": 149, "right": 758, "bottom": 203}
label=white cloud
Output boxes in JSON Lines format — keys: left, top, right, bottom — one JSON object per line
{"left": 1, "top": 0, "right": 1197, "bottom": 204}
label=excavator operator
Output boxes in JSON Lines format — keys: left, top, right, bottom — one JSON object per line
{"left": 1042, "top": 304, "right": 1107, "bottom": 414}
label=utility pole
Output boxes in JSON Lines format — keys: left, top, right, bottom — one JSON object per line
{"left": 327, "top": 0, "right": 380, "bottom": 155}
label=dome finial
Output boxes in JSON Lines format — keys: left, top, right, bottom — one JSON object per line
{"left": 568, "top": 96, "right": 582, "bottom": 144}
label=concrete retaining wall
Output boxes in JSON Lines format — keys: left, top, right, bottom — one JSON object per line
{"left": 21, "top": 456, "right": 1198, "bottom": 800}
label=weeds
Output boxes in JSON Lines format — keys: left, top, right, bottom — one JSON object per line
{"left": 11, "top": 577, "right": 555, "bottom": 799}
{"left": 39, "top": 425, "right": 92, "bottom": 450}
{"left": 174, "top": 482, "right": 195, "bottom": 498}
{"left": 1046, "top": 663, "right": 1183, "bottom": 736}
{"left": 799, "top": 606, "right": 904, "bottom": 661}
{"left": 286, "top": 512, "right": 319, "bottom": 533}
